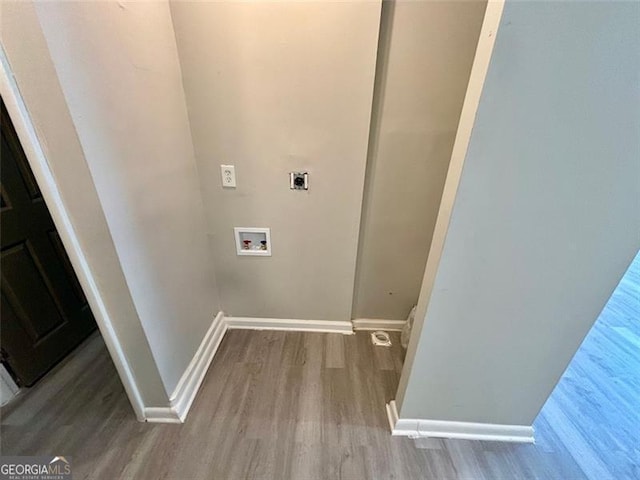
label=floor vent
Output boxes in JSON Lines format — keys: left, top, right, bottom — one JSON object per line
{"left": 371, "top": 331, "right": 392, "bottom": 347}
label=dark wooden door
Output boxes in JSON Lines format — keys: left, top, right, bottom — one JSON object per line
{"left": 1, "top": 98, "right": 96, "bottom": 387}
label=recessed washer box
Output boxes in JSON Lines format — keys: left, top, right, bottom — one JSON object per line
{"left": 234, "top": 227, "right": 271, "bottom": 256}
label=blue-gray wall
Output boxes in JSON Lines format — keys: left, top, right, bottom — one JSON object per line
{"left": 398, "top": 0, "right": 640, "bottom": 425}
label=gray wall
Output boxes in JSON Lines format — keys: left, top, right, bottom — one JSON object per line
{"left": 353, "top": 0, "right": 486, "bottom": 320}
{"left": 32, "top": 1, "right": 221, "bottom": 395}
{"left": 397, "top": 0, "right": 640, "bottom": 426}
{"left": 169, "top": 1, "right": 381, "bottom": 320}
{"left": 1, "top": 2, "right": 169, "bottom": 406}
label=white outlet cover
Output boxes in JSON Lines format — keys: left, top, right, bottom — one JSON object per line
{"left": 220, "top": 164, "right": 236, "bottom": 188}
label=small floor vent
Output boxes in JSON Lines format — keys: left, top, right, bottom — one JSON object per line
{"left": 371, "top": 331, "right": 392, "bottom": 347}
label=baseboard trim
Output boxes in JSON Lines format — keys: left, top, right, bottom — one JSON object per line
{"left": 144, "top": 406, "right": 182, "bottom": 423}
{"left": 145, "top": 313, "right": 356, "bottom": 423}
{"left": 145, "top": 311, "right": 226, "bottom": 423}
{"left": 352, "top": 318, "right": 406, "bottom": 331}
{"left": 386, "top": 400, "right": 534, "bottom": 443}
{"left": 170, "top": 310, "right": 227, "bottom": 421}
{"left": 225, "top": 316, "right": 354, "bottom": 334}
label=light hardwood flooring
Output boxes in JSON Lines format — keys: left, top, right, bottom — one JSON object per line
{"left": 531, "top": 252, "right": 640, "bottom": 480}
{"left": 1, "top": 254, "right": 638, "bottom": 479}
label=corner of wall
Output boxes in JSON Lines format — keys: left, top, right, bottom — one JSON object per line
{"left": 1, "top": 2, "right": 171, "bottom": 419}
{"left": 394, "top": 0, "right": 503, "bottom": 412}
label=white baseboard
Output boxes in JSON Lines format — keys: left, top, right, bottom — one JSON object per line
{"left": 386, "top": 400, "right": 534, "bottom": 443}
{"left": 144, "top": 406, "right": 182, "bottom": 423}
{"left": 145, "top": 311, "right": 227, "bottom": 423}
{"left": 225, "top": 316, "right": 354, "bottom": 334}
{"left": 145, "top": 313, "right": 355, "bottom": 423}
{"left": 352, "top": 318, "right": 406, "bottom": 331}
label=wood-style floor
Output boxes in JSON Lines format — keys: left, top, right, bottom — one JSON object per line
{"left": 1, "top": 253, "right": 638, "bottom": 479}
{"left": 532, "top": 251, "right": 640, "bottom": 480}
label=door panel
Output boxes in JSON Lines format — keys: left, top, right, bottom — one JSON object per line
{"left": 1, "top": 97, "right": 96, "bottom": 386}
{"left": 2, "top": 241, "right": 67, "bottom": 340}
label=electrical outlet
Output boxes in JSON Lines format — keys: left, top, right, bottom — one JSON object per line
{"left": 289, "top": 172, "right": 308, "bottom": 190}
{"left": 220, "top": 165, "right": 236, "bottom": 188}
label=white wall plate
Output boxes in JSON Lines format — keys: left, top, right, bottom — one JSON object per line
{"left": 234, "top": 227, "right": 271, "bottom": 256}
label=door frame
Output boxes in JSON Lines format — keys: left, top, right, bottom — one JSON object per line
{"left": 0, "top": 47, "right": 145, "bottom": 421}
